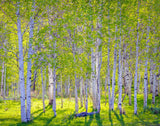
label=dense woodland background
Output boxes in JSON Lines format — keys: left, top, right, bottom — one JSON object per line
{"left": 0, "top": 0, "right": 160, "bottom": 124}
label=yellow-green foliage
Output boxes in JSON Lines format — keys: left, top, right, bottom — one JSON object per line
{"left": 0, "top": 94, "right": 160, "bottom": 126}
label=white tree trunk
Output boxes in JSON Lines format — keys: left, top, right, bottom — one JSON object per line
{"left": 26, "top": 0, "right": 35, "bottom": 121}
{"left": 53, "top": 66, "right": 56, "bottom": 116}
{"left": 134, "top": 2, "right": 139, "bottom": 115}
{"left": 80, "top": 76, "right": 83, "bottom": 107}
{"left": 60, "top": 74, "right": 63, "bottom": 108}
{"left": 41, "top": 67, "right": 45, "bottom": 113}
{"left": 85, "top": 76, "right": 88, "bottom": 112}
{"left": 152, "top": 73, "right": 156, "bottom": 104}
{"left": 1, "top": 62, "right": 4, "bottom": 97}
{"left": 16, "top": 3, "right": 27, "bottom": 122}
{"left": 48, "top": 64, "right": 53, "bottom": 105}
{"left": 91, "top": 48, "right": 97, "bottom": 109}
{"left": 150, "top": 62, "right": 153, "bottom": 93}
{"left": 107, "top": 8, "right": 111, "bottom": 110}
{"left": 111, "top": 26, "right": 117, "bottom": 110}
{"left": 144, "top": 24, "right": 149, "bottom": 108}
{"left": 44, "top": 68, "right": 46, "bottom": 95}
{"left": 118, "top": 5, "right": 122, "bottom": 113}
{"left": 3, "top": 65, "right": 6, "bottom": 97}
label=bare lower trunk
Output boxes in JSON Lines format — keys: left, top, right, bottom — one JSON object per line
{"left": 152, "top": 73, "right": 156, "bottom": 104}
{"left": 53, "top": 66, "right": 56, "bottom": 116}
{"left": 41, "top": 67, "right": 45, "bottom": 113}
{"left": 3, "top": 66, "right": 6, "bottom": 97}
{"left": 118, "top": 5, "right": 122, "bottom": 113}
{"left": 144, "top": 23, "right": 149, "bottom": 108}
{"left": 1, "top": 62, "right": 4, "bottom": 97}
{"left": 17, "top": 2, "right": 27, "bottom": 122}
{"left": 111, "top": 31, "right": 117, "bottom": 110}
{"left": 48, "top": 64, "right": 53, "bottom": 105}
{"left": 134, "top": 2, "right": 139, "bottom": 115}
{"left": 26, "top": 6, "right": 34, "bottom": 122}
{"left": 75, "top": 74, "right": 78, "bottom": 113}
{"left": 85, "top": 77, "right": 88, "bottom": 112}
{"left": 80, "top": 77, "right": 83, "bottom": 107}
{"left": 91, "top": 48, "right": 97, "bottom": 109}
{"left": 68, "top": 76, "right": 70, "bottom": 97}
{"left": 61, "top": 74, "right": 63, "bottom": 108}
{"left": 129, "top": 73, "right": 132, "bottom": 105}
{"left": 150, "top": 63, "right": 153, "bottom": 93}
{"left": 107, "top": 8, "right": 111, "bottom": 110}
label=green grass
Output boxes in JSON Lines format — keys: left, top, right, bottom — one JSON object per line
{"left": 0, "top": 94, "right": 160, "bottom": 126}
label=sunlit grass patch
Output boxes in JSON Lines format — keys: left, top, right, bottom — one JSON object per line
{"left": 0, "top": 94, "right": 160, "bottom": 126}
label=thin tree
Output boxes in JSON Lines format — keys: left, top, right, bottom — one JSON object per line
{"left": 134, "top": 0, "right": 140, "bottom": 115}
{"left": 144, "top": 17, "right": 150, "bottom": 108}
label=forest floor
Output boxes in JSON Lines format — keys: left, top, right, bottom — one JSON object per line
{"left": 0, "top": 94, "right": 160, "bottom": 126}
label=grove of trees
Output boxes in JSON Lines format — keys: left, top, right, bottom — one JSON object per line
{"left": 0, "top": 0, "right": 160, "bottom": 123}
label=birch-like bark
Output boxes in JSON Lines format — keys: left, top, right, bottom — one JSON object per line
{"left": 152, "top": 73, "right": 156, "bottom": 104}
{"left": 144, "top": 23, "right": 149, "bottom": 108}
{"left": 129, "top": 72, "right": 132, "bottom": 105}
{"left": 52, "top": 37, "right": 57, "bottom": 116}
{"left": 73, "top": 42, "right": 78, "bottom": 113}
{"left": 16, "top": 2, "right": 27, "bottom": 122}
{"left": 134, "top": 1, "right": 139, "bottom": 115}
{"left": 48, "top": 64, "right": 53, "bottom": 105}
{"left": 111, "top": 26, "right": 117, "bottom": 110}
{"left": 68, "top": 76, "right": 70, "bottom": 97}
{"left": 118, "top": 3, "right": 122, "bottom": 113}
{"left": 44, "top": 68, "right": 46, "bottom": 95}
{"left": 96, "top": 13, "right": 102, "bottom": 112}
{"left": 3, "top": 65, "right": 6, "bottom": 97}
{"left": 1, "top": 62, "right": 4, "bottom": 97}
{"left": 61, "top": 74, "right": 63, "bottom": 108}
{"left": 85, "top": 75, "right": 88, "bottom": 112}
{"left": 150, "top": 62, "right": 153, "bottom": 93}
{"left": 107, "top": 7, "right": 111, "bottom": 110}
{"left": 26, "top": 0, "right": 35, "bottom": 121}
{"left": 41, "top": 67, "right": 45, "bottom": 113}
{"left": 53, "top": 66, "right": 56, "bottom": 116}
{"left": 80, "top": 76, "right": 83, "bottom": 107}
{"left": 91, "top": 48, "right": 97, "bottom": 109}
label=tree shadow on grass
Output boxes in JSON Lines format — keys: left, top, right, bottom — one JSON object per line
{"left": 113, "top": 110, "right": 125, "bottom": 126}
{"left": 85, "top": 114, "right": 94, "bottom": 126}
{"left": 95, "top": 113, "right": 102, "bottom": 126}
{"left": 45, "top": 115, "right": 56, "bottom": 125}
{"left": 32, "top": 104, "right": 51, "bottom": 115}
{"left": 109, "top": 110, "right": 113, "bottom": 126}
{"left": 32, "top": 105, "right": 52, "bottom": 120}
